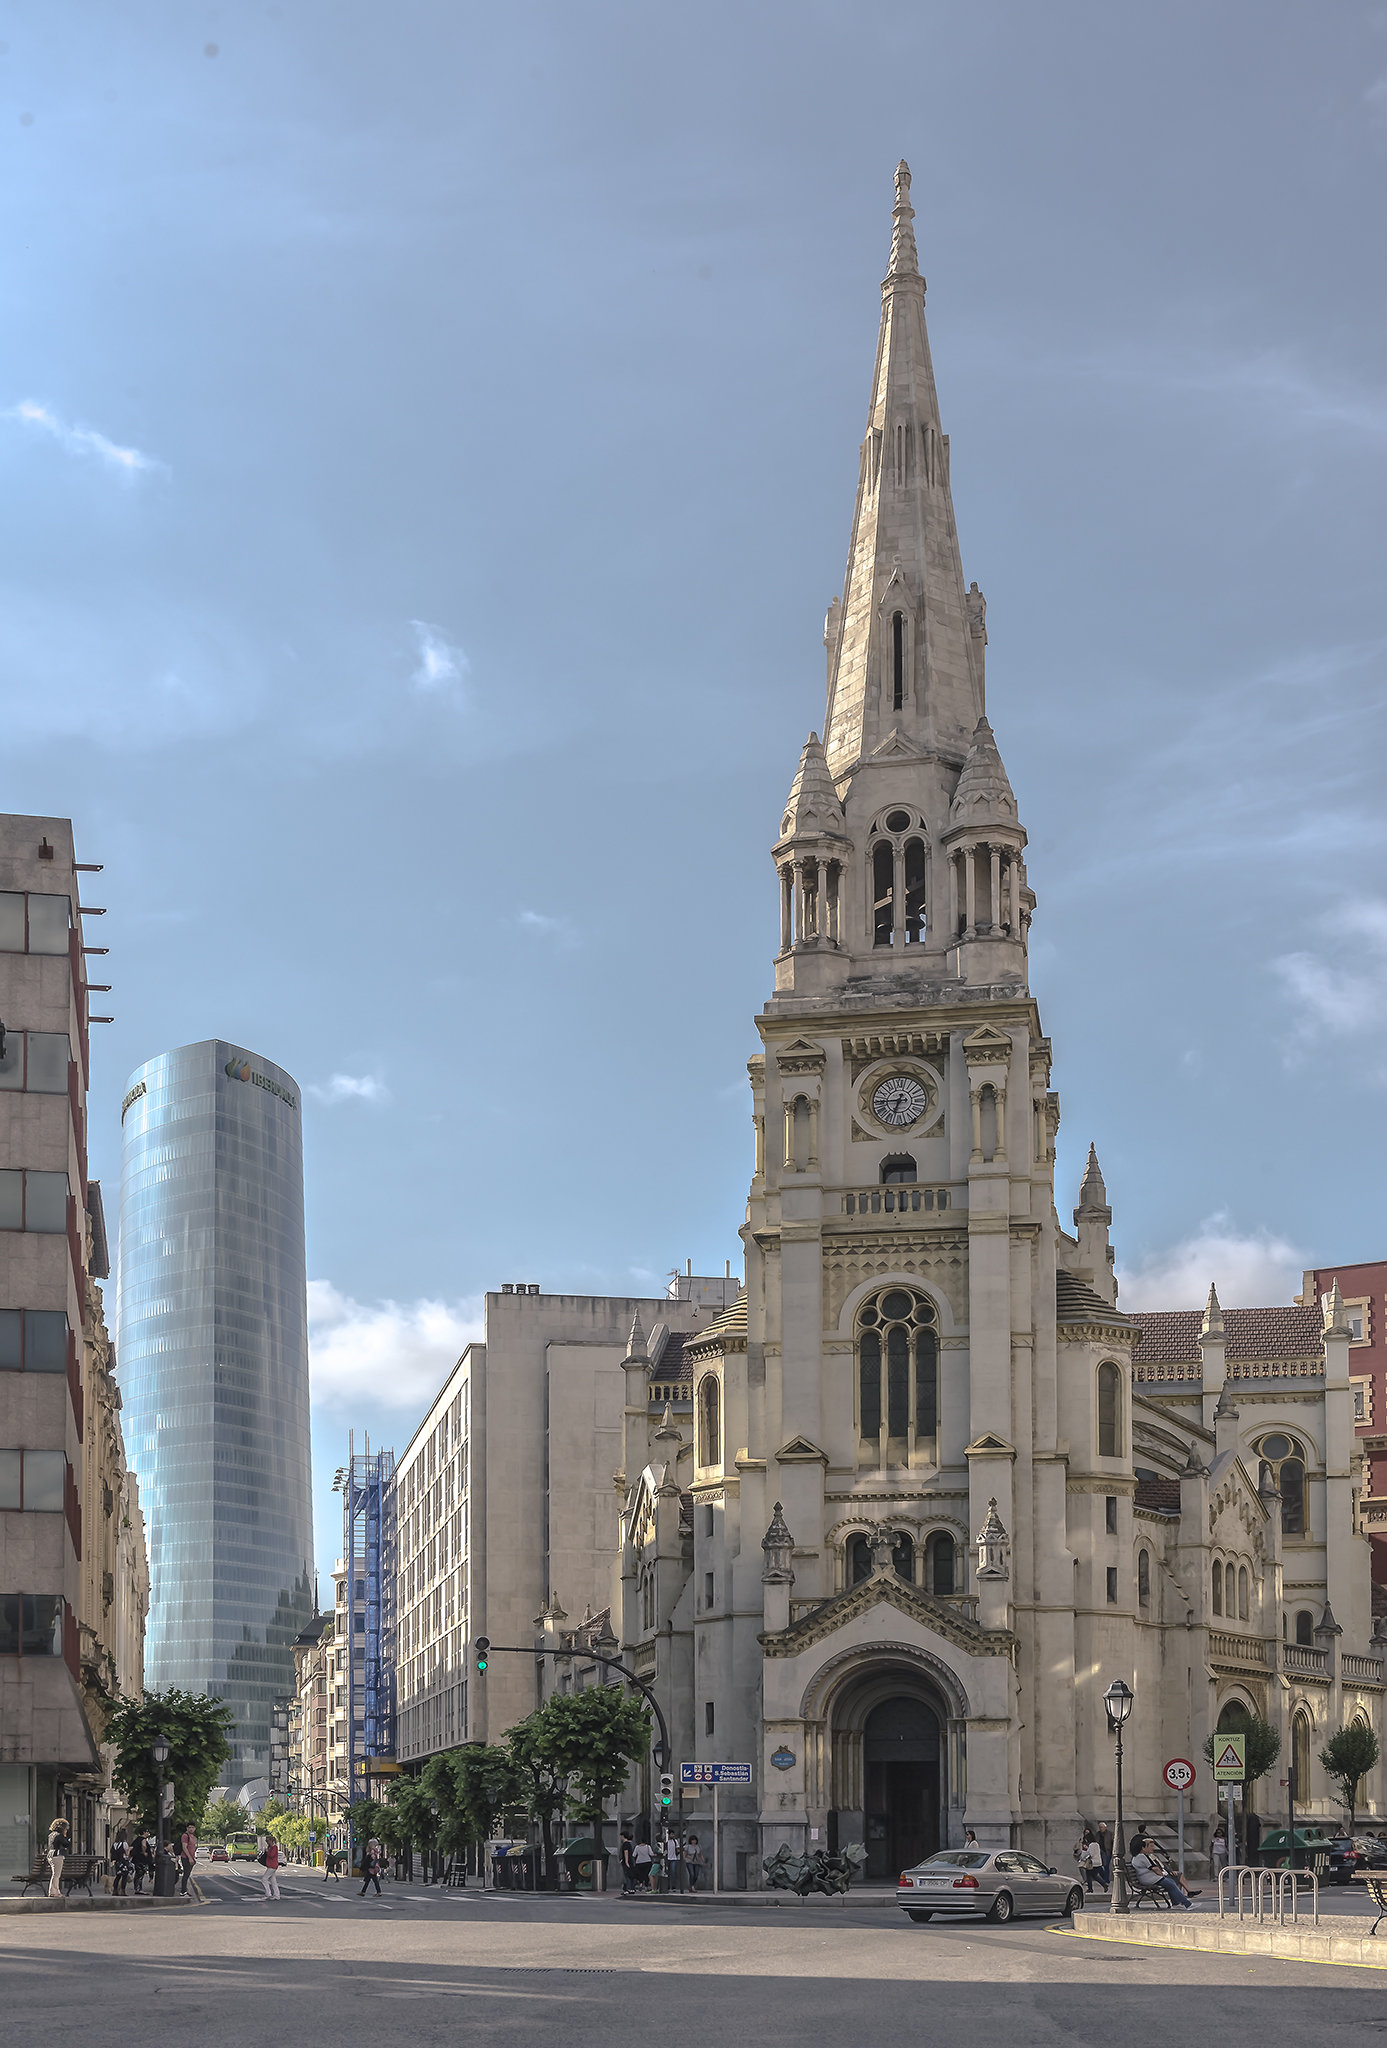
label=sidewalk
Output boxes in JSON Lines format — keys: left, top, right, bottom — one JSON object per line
{"left": 1074, "top": 1906, "right": 1387, "bottom": 1971}
{"left": 0, "top": 1890, "right": 201, "bottom": 1915}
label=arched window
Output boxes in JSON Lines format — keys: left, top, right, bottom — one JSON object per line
{"left": 904, "top": 838, "right": 926, "bottom": 944}
{"left": 1225, "top": 1562, "right": 1236, "bottom": 1619}
{"left": 848, "top": 1534, "right": 873, "bottom": 1586}
{"left": 1137, "top": 1549, "right": 1150, "bottom": 1608}
{"left": 1238, "top": 1566, "right": 1249, "bottom": 1622}
{"left": 928, "top": 1531, "right": 956, "bottom": 1596}
{"left": 892, "top": 1533, "right": 914, "bottom": 1583}
{"left": 856, "top": 1288, "right": 938, "bottom": 1466}
{"left": 892, "top": 611, "right": 905, "bottom": 711}
{"left": 698, "top": 1375, "right": 721, "bottom": 1470}
{"left": 1097, "top": 1362, "right": 1121, "bottom": 1458}
{"left": 1295, "top": 1610, "right": 1314, "bottom": 1646}
{"left": 1257, "top": 1434, "right": 1307, "bottom": 1537}
{"left": 1211, "top": 1562, "right": 1223, "bottom": 1615}
{"left": 872, "top": 841, "right": 894, "bottom": 947}
{"left": 881, "top": 1155, "right": 917, "bottom": 1184}
{"left": 1293, "top": 1712, "right": 1312, "bottom": 1798}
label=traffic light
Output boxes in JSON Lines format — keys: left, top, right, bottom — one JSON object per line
{"left": 659, "top": 1772, "right": 673, "bottom": 1811}
{"left": 474, "top": 1636, "right": 489, "bottom": 1675}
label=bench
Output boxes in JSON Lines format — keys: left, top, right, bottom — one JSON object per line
{"left": 1131, "top": 1878, "right": 1174, "bottom": 1909}
{"left": 11, "top": 1853, "right": 97, "bottom": 1899}
{"left": 1367, "top": 1876, "right": 1387, "bottom": 1938}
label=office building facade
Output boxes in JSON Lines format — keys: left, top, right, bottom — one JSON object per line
{"left": 117, "top": 1039, "right": 313, "bottom": 1788}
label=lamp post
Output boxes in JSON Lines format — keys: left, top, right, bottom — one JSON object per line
{"left": 1103, "top": 1680, "right": 1134, "bottom": 1915}
{"left": 151, "top": 1736, "right": 175, "bottom": 1897}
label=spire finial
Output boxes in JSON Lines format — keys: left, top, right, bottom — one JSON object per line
{"left": 1201, "top": 1283, "right": 1224, "bottom": 1340}
{"left": 887, "top": 159, "right": 920, "bottom": 282}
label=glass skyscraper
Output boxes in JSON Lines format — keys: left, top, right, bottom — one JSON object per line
{"left": 117, "top": 1040, "right": 313, "bottom": 1790}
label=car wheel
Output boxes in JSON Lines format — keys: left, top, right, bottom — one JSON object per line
{"left": 906, "top": 1909, "right": 933, "bottom": 1922}
{"left": 1065, "top": 1887, "right": 1084, "bottom": 1916}
{"left": 987, "top": 1890, "right": 1013, "bottom": 1924}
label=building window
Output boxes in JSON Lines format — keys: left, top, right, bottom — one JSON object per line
{"left": 892, "top": 1533, "right": 914, "bottom": 1584}
{"left": 872, "top": 841, "right": 894, "bottom": 946}
{"left": 891, "top": 611, "right": 905, "bottom": 711}
{"left": 705, "top": 1701, "right": 715, "bottom": 1736}
{"left": 881, "top": 1155, "right": 916, "bottom": 1185}
{"left": 0, "top": 1593, "right": 65, "bottom": 1655}
{"left": 1105, "top": 1566, "right": 1118, "bottom": 1605}
{"left": 1257, "top": 1435, "right": 1307, "bottom": 1537}
{"left": 1224, "top": 1562, "right": 1236, "bottom": 1619}
{"left": 1295, "top": 1609, "right": 1314, "bottom": 1647}
{"left": 848, "top": 1535, "right": 873, "bottom": 1586}
{"left": 0, "top": 892, "right": 72, "bottom": 955}
{"left": 904, "top": 838, "right": 926, "bottom": 944}
{"left": 1137, "top": 1549, "right": 1150, "bottom": 1607}
{"left": 1105, "top": 1496, "right": 1117, "bottom": 1535}
{"left": 928, "top": 1532, "right": 956, "bottom": 1596}
{"left": 0, "top": 1031, "right": 71, "bottom": 1094}
{"left": 703, "top": 1504, "right": 714, "bottom": 1539}
{"left": 856, "top": 1287, "right": 939, "bottom": 1464}
{"left": 1212, "top": 1562, "right": 1223, "bottom": 1616}
{"left": 698, "top": 1376, "right": 721, "bottom": 1469}
{"left": 703, "top": 1571, "right": 714, "bottom": 1611}
{"left": 1097, "top": 1362, "right": 1122, "bottom": 1458}
{"left": 0, "top": 1169, "right": 70, "bottom": 1234}
{"left": 0, "top": 1309, "right": 70, "bottom": 1373}
{"left": 1238, "top": 1566, "right": 1249, "bottom": 1622}
{"left": 0, "top": 1449, "right": 68, "bottom": 1511}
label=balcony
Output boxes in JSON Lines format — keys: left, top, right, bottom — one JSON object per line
{"left": 1209, "top": 1630, "right": 1271, "bottom": 1670}
{"left": 840, "top": 1185, "right": 959, "bottom": 1220}
{"left": 1342, "top": 1653, "right": 1385, "bottom": 1687}
{"left": 1282, "top": 1642, "right": 1330, "bottom": 1678}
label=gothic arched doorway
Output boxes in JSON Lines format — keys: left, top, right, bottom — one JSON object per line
{"left": 863, "top": 1695, "right": 941, "bottom": 1877}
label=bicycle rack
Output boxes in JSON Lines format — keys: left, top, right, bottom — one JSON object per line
{"left": 1217, "top": 1864, "right": 1318, "bottom": 1926}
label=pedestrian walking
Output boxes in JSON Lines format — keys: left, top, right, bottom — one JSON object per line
{"left": 359, "top": 1838, "right": 384, "bottom": 1898}
{"left": 963, "top": 1827, "right": 979, "bottom": 1849}
{"left": 619, "top": 1831, "right": 636, "bottom": 1895}
{"left": 178, "top": 1823, "right": 197, "bottom": 1895}
{"left": 1095, "top": 1821, "right": 1112, "bottom": 1889}
{"left": 46, "top": 1816, "right": 71, "bottom": 1899}
{"left": 685, "top": 1834, "right": 704, "bottom": 1893}
{"left": 1210, "top": 1822, "right": 1228, "bottom": 1879}
{"left": 631, "top": 1837, "right": 654, "bottom": 1891}
{"left": 111, "top": 1833, "right": 132, "bottom": 1896}
{"left": 131, "top": 1831, "right": 153, "bottom": 1894}
{"left": 323, "top": 1848, "right": 342, "bottom": 1882}
{"left": 1074, "top": 1826, "right": 1104, "bottom": 1893}
{"left": 257, "top": 1833, "right": 281, "bottom": 1901}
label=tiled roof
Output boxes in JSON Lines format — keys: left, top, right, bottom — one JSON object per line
{"left": 1055, "top": 1272, "right": 1133, "bottom": 1327}
{"left": 648, "top": 1332, "right": 690, "bottom": 1384}
{"left": 687, "top": 1288, "right": 748, "bottom": 1353}
{"left": 1130, "top": 1305, "right": 1322, "bottom": 1366}
{"left": 1135, "top": 1476, "right": 1182, "bottom": 1514}
{"left": 567, "top": 1605, "right": 612, "bottom": 1651}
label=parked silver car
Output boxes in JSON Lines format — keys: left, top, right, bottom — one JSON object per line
{"left": 897, "top": 1848, "right": 1085, "bottom": 1923}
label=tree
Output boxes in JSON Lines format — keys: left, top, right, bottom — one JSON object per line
{"left": 201, "top": 1795, "right": 244, "bottom": 1844}
{"left": 257, "top": 1797, "right": 291, "bottom": 1834}
{"left": 507, "top": 1711, "right": 572, "bottom": 1890}
{"left": 102, "top": 1688, "right": 235, "bottom": 1835}
{"left": 1320, "top": 1723, "right": 1380, "bottom": 1835}
{"left": 440, "top": 1744, "right": 520, "bottom": 1868}
{"left": 535, "top": 1686, "right": 651, "bottom": 1881}
{"left": 388, "top": 1772, "right": 442, "bottom": 1876}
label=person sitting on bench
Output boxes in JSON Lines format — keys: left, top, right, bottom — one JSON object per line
{"left": 1130, "top": 1835, "right": 1197, "bottom": 1908}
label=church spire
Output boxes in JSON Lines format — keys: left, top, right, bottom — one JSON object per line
{"left": 821, "top": 161, "right": 984, "bottom": 785}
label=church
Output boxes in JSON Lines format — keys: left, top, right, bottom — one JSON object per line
{"left": 614, "top": 163, "right": 1383, "bottom": 1880}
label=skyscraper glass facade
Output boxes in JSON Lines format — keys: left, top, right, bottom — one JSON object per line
{"left": 117, "top": 1040, "right": 313, "bottom": 1789}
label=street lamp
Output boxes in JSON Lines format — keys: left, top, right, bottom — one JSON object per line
{"left": 150, "top": 1737, "right": 174, "bottom": 1896}
{"left": 1103, "top": 1680, "right": 1135, "bottom": 1914}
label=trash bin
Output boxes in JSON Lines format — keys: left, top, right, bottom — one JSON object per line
{"left": 559, "top": 1837, "right": 611, "bottom": 1891}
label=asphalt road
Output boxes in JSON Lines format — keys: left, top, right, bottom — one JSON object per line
{"left": 3, "top": 1864, "right": 1384, "bottom": 2047}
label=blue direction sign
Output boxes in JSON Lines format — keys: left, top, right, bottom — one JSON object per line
{"left": 681, "top": 1761, "right": 752, "bottom": 1784}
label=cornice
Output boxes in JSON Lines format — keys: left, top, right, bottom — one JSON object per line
{"left": 759, "top": 1570, "right": 1014, "bottom": 1660}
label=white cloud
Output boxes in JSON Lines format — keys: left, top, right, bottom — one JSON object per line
{"left": 1118, "top": 1212, "right": 1305, "bottom": 1312}
{"left": 307, "top": 1280, "right": 483, "bottom": 1413}
{"left": 410, "top": 619, "right": 468, "bottom": 692}
{"left": 307, "top": 1072, "right": 391, "bottom": 1107}
{"left": 517, "top": 908, "right": 579, "bottom": 948}
{"left": 6, "top": 398, "right": 161, "bottom": 476}
{"left": 1273, "top": 899, "right": 1387, "bottom": 1052}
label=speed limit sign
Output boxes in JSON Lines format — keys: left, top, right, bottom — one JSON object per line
{"left": 1163, "top": 1757, "right": 1195, "bottom": 1792}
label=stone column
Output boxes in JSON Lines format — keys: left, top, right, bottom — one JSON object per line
{"left": 964, "top": 845, "right": 976, "bottom": 934}
{"left": 989, "top": 845, "right": 1001, "bottom": 933}
{"left": 948, "top": 850, "right": 959, "bottom": 938}
{"left": 779, "top": 865, "right": 793, "bottom": 954}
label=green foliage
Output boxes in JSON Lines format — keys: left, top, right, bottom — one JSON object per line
{"left": 506, "top": 1711, "right": 571, "bottom": 1888}
{"left": 1202, "top": 1710, "right": 1281, "bottom": 1787}
{"left": 442, "top": 1745, "right": 521, "bottom": 1854}
{"left": 1319, "top": 1723, "right": 1381, "bottom": 1831}
{"left": 102, "top": 1688, "right": 235, "bottom": 1834}
{"left": 257, "top": 1798, "right": 291, "bottom": 1833}
{"left": 201, "top": 1796, "right": 245, "bottom": 1845}
{"left": 535, "top": 1687, "right": 650, "bottom": 1852}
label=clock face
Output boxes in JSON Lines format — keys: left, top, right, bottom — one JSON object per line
{"left": 872, "top": 1075, "right": 928, "bottom": 1127}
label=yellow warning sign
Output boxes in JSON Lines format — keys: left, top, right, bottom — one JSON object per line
{"left": 1214, "top": 1734, "right": 1246, "bottom": 1782}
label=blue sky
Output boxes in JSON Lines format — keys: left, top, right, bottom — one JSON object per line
{"left": 2, "top": 3, "right": 1384, "bottom": 1578}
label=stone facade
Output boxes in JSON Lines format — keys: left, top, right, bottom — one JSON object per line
{"left": 614, "top": 167, "right": 1384, "bottom": 1882}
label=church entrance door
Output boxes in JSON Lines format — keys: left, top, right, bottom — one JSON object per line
{"left": 863, "top": 1695, "right": 941, "bottom": 1879}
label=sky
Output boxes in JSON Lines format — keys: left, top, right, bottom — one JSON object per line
{"left": 1, "top": 2, "right": 1384, "bottom": 1579}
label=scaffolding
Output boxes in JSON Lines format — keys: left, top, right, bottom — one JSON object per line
{"left": 343, "top": 1437, "right": 397, "bottom": 1814}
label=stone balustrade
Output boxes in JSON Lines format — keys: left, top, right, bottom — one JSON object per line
{"left": 1281, "top": 1641, "right": 1330, "bottom": 1677}
{"left": 1209, "top": 1629, "right": 1270, "bottom": 1668}
{"left": 1341, "top": 1652, "right": 1385, "bottom": 1686}
{"left": 840, "top": 1185, "right": 958, "bottom": 1218}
